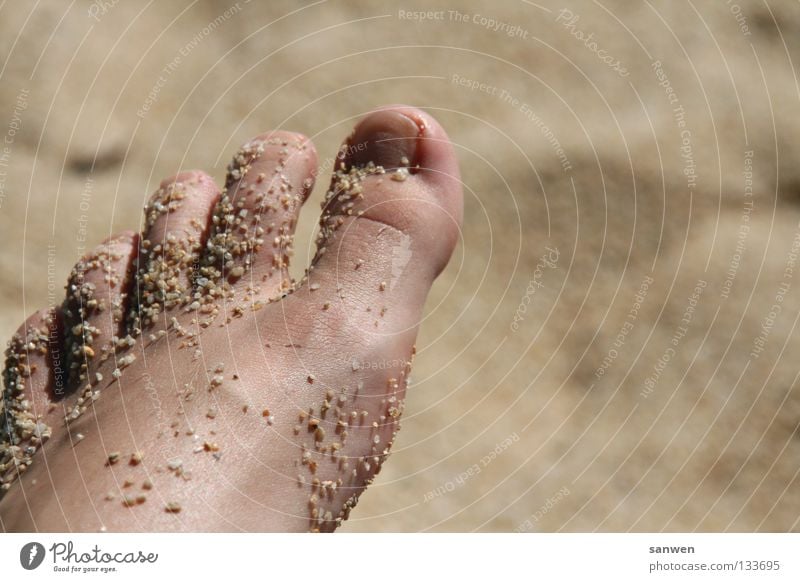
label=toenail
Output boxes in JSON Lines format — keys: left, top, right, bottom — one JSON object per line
{"left": 341, "top": 110, "right": 422, "bottom": 172}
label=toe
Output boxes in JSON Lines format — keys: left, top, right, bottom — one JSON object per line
{"left": 315, "top": 106, "right": 462, "bottom": 284}
{"left": 133, "top": 171, "right": 220, "bottom": 331}
{"left": 204, "top": 131, "right": 316, "bottom": 301}
{"left": 306, "top": 106, "right": 462, "bottom": 324}
{"left": 1, "top": 308, "right": 61, "bottom": 490}
{"left": 268, "top": 107, "right": 462, "bottom": 526}
{"left": 63, "top": 232, "right": 138, "bottom": 388}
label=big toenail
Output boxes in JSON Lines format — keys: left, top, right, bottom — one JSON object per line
{"left": 341, "top": 111, "right": 421, "bottom": 172}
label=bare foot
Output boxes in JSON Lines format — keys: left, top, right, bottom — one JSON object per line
{"left": 0, "top": 105, "right": 462, "bottom": 532}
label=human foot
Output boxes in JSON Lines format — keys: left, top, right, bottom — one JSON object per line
{"left": 0, "top": 105, "right": 462, "bottom": 532}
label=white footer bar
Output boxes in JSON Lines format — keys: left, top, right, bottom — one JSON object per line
{"left": 2, "top": 533, "right": 797, "bottom": 580}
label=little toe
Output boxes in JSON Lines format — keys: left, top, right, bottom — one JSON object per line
{"left": 1, "top": 308, "right": 61, "bottom": 490}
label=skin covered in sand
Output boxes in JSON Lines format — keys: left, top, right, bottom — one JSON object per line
{"left": 0, "top": 106, "right": 462, "bottom": 532}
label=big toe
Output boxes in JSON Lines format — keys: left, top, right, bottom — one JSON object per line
{"left": 310, "top": 106, "right": 462, "bottom": 311}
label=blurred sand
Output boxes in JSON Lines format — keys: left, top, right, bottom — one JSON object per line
{"left": 1, "top": 0, "right": 800, "bottom": 531}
